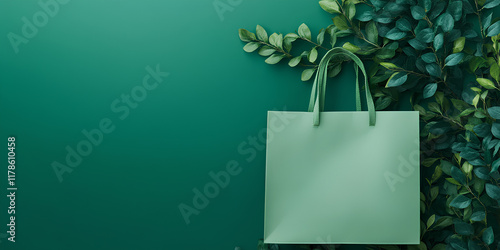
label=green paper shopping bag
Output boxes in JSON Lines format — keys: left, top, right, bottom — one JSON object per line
{"left": 264, "top": 48, "right": 420, "bottom": 244}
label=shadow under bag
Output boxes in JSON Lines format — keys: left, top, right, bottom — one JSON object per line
{"left": 264, "top": 47, "right": 420, "bottom": 244}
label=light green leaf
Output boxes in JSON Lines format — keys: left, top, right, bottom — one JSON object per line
{"left": 423, "top": 83, "right": 438, "bottom": 98}
{"left": 288, "top": 56, "right": 301, "bottom": 67}
{"left": 434, "top": 33, "right": 444, "bottom": 50}
{"left": 445, "top": 53, "right": 464, "bottom": 66}
{"left": 238, "top": 29, "right": 256, "bottom": 42}
{"left": 256, "top": 25, "right": 268, "bottom": 42}
{"left": 342, "top": 42, "right": 360, "bottom": 53}
{"left": 319, "top": 0, "right": 341, "bottom": 14}
{"left": 308, "top": 47, "right": 318, "bottom": 63}
{"left": 333, "top": 15, "right": 350, "bottom": 30}
{"left": 477, "top": 78, "right": 496, "bottom": 89}
{"left": 491, "top": 63, "right": 500, "bottom": 82}
{"left": 437, "top": 13, "right": 454, "bottom": 32}
{"left": 484, "top": 0, "right": 500, "bottom": 8}
{"left": 346, "top": 3, "right": 356, "bottom": 19}
{"left": 453, "top": 37, "right": 465, "bottom": 53}
{"left": 269, "top": 33, "right": 283, "bottom": 49}
{"left": 386, "top": 72, "right": 408, "bottom": 87}
{"left": 380, "top": 62, "right": 399, "bottom": 70}
{"left": 298, "top": 23, "right": 312, "bottom": 40}
{"left": 258, "top": 46, "right": 275, "bottom": 56}
{"left": 317, "top": 28, "right": 325, "bottom": 45}
{"left": 243, "top": 42, "right": 260, "bottom": 52}
{"left": 265, "top": 54, "right": 285, "bottom": 64}
{"left": 426, "top": 214, "right": 435, "bottom": 229}
{"left": 301, "top": 68, "right": 316, "bottom": 81}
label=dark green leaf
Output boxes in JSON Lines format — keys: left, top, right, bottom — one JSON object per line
{"left": 375, "top": 96, "right": 392, "bottom": 110}
{"left": 411, "top": 6, "right": 426, "bottom": 20}
{"left": 424, "top": 0, "right": 432, "bottom": 12}
{"left": 470, "top": 211, "right": 485, "bottom": 221}
{"left": 485, "top": 183, "right": 500, "bottom": 200}
{"left": 434, "top": 33, "right": 444, "bottom": 50}
{"left": 386, "top": 72, "right": 408, "bottom": 87}
{"left": 492, "top": 122, "right": 500, "bottom": 138}
{"left": 445, "top": 53, "right": 464, "bottom": 66}
{"left": 482, "top": 227, "right": 494, "bottom": 245}
{"left": 474, "top": 124, "right": 491, "bottom": 137}
{"left": 492, "top": 158, "right": 500, "bottom": 173}
{"left": 437, "top": 13, "right": 454, "bottom": 32}
{"left": 474, "top": 167, "right": 491, "bottom": 180}
{"left": 396, "top": 18, "right": 412, "bottom": 31}
{"left": 385, "top": 28, "right": 406, "bottom": 40}
{"left": 417, "top": 28, "right": 434, "bottom": 43}
{"left": 450, "top": 195, "right": 472, "bottom": 208}
{"left": 433, "top": 216, "right": 453, "bottom": 229}
{"left": 358, "top": 11, "right": 373, "bottom": 21}
{"left": 426, "top": 63, "right": 441, "bottom": 77}
{"left": 422, "top": 53, "right": 436, "bottom": 63}
{"left": 448, "top": 1, "right": 462, "bottom": 21}
{"left": 484, "top": 13, "right": 493, "bottom": 29}
{"left": 487, "top": 21, "right": 500, "bottom": 37}
{"left": 423, "top": 83, "right": 438, "bottom": 98}
{"left": 488, "top": 106, "right": 500, "bottom": 119}
{"left": 451, "top": 166, "right": 467, "bottom": 185}
{"left": 409, "top": 38, "right": 427, "bottom": 50}
{"left": 453, "top": 220, "right": 474, "bottom": 236}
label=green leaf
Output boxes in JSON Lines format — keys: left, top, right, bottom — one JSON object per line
{"left": 269, "top": 33, "right": 283, "bottom": 49}
{"left": 298, "top": 23, "right": 311, "bottom": 40}
{"left": 417, "top": 28, "right": 434, "bottom": 43}
{"left": 308, "top": 47, "right": 318, "bottom": 63}
{"left": 423, "top": 83, "right": 438, "bottom": 98}
{"left": 342, "top": 42, "right": 360, "bottom": 53}
{"left": 288, "top": 56, "right": 301, "bottom": 67}
{"left": 488, "top": 106, "right": 500, "bottom": 119}
{"left": 317, "top": 29, "right": 325, "bottom": 45}
{"left": 491, "top": 158, "right": 500, "bottom": 173}
{"left": 485, "top": 183, "right": 500, "bottom": 199}
{"left": 238, "top": 29, "right": 256, "bottom": 42}
{"left": 453, "top": 37, "right": 465, "bottom": 53}
{"left": 484, "top": 13, "right": 493, "bottom": 29}
{"left": 477, "top": 78, "right": 496, "bottom": 89}
{"left": 450, "top": 195, "right": 472, "bottom": 208}
{"left": 492, "top": 123, "right": 500, "bottom": 138}
{"left": 474, "top": 124, "right": 491, "bottom": 137}
{"left": 426, "top": 214, "right": 436, "bottom": 229}
{"left": 491, "top": 63, "right": 500, "bottom": 82}
{"left": 437, "top": 13, "right": 454, "bottom": 32}
{"left": 482, "top": 227, "right": 494, "bottom": 245}
{"left": 469, "top": 57, "right": 486, "bottom": 72}
{"left": 470, "top": 211, "right": 485, "bottom": 221}
{"left": 243, "top": 42, "right": 260, "bottom": 52}
{"left": 451, "top": 166, "right": 467, "bottom": 185}
{"left": 256, "top": 25, "right": 268, "bottom": 42}
{"left": 445, "top": 53, "right": 464, "bottom": 66}
{"left": 258, "top": 46, "right": 275, "bottom": 56}
{"left": 434, "top": 33, "right": 444, "bottom": 50}
{"left": 333, "top": 15, "right": 350, "bottom": 30}
{"left": 366, "top": 21, "right": 378, "bottom": 44}
{"left": 265, "top": 54, "right": 285, "bottom": 64}
{"left": 386, "top": 72, "right": 408, "bottom": 87}
{"left": 411, "top": 6, "right": 426, "bottom": 20}
{"left": 422, "top": 53, "right": 436, "bottom": 63}
{"left": 386, "top": 28, "right": 406, "bottom": 40}
{"left": 426, "top": 63, "right": 441, "bottom": 77}
{"left": 380, "top": 62, "right": 399, "bottom": 70}
{"left": 487, "top": 21, "right": 500, "bottom": 37}
{"left": 433, "top": 216, "right": 453, "bottom": 229}
{"left": 424, "top": 0, "right": 432, "bottom": 12}
{"left": 448, "top": 1, "right": 462, "bottom": 21}
{"left": 453, "top": 220, "right": 474, "bottom": 236}
{"left": 301, "top": 68, "right": 316, "bottom": 81}
{"left": 375, "top": 96, "right": 392, "bottom": 110}
{"left": 346, "top": 3, "right": 356, "bottom": 19}
{"left": 396, "top": 18, "right": 412, "bottom": 31}
{"left": 409, "top": 38, "right": 427, "bottom": 50}
{"left": 462, "top": 161, "right": 473, "bottom": 174}
{"left": 474, "top": 167, "right": 490, "bottom": 180}
{"left": 484, "top": 0, "right": 500, "bottom": 9}
{"left": 319, "top": 0, "right": 341, "bottom": 14}
{"left": 431, "top": 186, "right": 439, "bottom": 200}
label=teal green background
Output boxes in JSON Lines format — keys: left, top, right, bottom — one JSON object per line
{"left": 0, "top": 1, "right": 368, "bottom": 249}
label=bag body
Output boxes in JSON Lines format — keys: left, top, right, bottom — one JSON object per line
{"left": 264, "top": 48, "right": 420, "bottom": 244}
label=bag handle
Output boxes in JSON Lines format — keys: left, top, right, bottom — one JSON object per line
{"left": 307, "top": 47, "right": 376, "bottom": 126}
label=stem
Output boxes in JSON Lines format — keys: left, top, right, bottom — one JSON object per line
{"left": 342, "top": 12, "right": 381, "bottom": 48}
{"left": 299, "top": 37, "right": 329, "bottom": 51}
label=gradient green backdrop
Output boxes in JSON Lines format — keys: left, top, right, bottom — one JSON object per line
{"left": 0, "top": 1, "right": 372, "bottom": 249}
